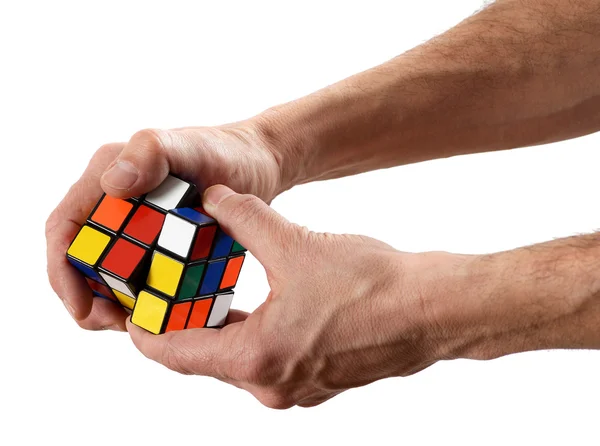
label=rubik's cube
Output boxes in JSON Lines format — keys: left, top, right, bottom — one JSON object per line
{"left": 65, "top": 175, "right": 246, "bottom": 334}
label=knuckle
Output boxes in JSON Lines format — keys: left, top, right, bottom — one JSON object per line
{"left": 92, "top": 143, "right": 123, "bottom": 165}
{"left": 129, "top": 128, "right": 167, "bottom": 157}
{"left": 45, "top": 211, "right": 60, "bottom": 236}
{"left": 255, "top": 390, "right": 295, "bottom": 410}
{"left": 96, "top": 143, "right": 120, "bottom": 157}
{"left": 242, "top": 343, "right": 284, "bottom": 386}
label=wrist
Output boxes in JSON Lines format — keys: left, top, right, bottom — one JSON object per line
{"left": 251, "top": 106, "right": 312, "bottom": 196}
{"left": 427, "top": 239, "right": 600, "bottom": 362}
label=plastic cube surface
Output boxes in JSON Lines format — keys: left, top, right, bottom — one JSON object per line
{"left": 65, "top": 174, "right": 246, "bottom": 334}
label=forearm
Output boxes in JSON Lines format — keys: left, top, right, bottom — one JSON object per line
{"left": 428, "top": 234, "right": 600, "bottom": 361}
{"left": 256, "top": 0, "right": 600, "bottom": 191}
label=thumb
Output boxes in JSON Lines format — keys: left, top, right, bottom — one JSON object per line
{"left": 100, "top": 129, "right": 187, "bottom": 198}
{"left": 202, "top": 185, "right": 294, "bottom": 265}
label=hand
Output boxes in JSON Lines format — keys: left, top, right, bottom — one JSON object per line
{"left": 127, "top": 185, "right": 465, "bottom": 408}
{"left": 46, "top": 122, "right": 287, "bottom": 330}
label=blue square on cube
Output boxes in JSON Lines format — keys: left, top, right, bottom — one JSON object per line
{"left": 171, "top": 208, "right": 215, "bottom": 226}
{"left": 210, "top": 230, "right": 234, "bottom": 259}
{"left": 68, "top": 257, "right": 105, "bottom": 284}
{"left": 199, "top": 259, "right": 226, "bottom": 295}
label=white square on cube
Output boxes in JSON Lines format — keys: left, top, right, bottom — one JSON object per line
{"left": 207, "top": 292, "right": 234, "bottom": 327}
{"left": 157, "top": 213, "right": 196, "bottom": 258}
{"left": 100, "top": 272, "right": 136, "bottom": 298}
{"left": 144, "top": 175, "right": 190, "bottom": 211}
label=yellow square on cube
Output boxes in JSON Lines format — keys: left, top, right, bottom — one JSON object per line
{"left": 146, "top": 251, "right": 184, "bottom": 296}
{"left": 113, "top": 289, "right": 136, "bottom": 310}
{"left": 131, "top": 290, "right": 168, "bottom": 334}
{"left": 67, "top": 225, "right": 111, "bottom": 265}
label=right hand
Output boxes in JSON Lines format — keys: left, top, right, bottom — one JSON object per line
{"left": 127, "top": 185, "right": 460, "bottom": 408}
{"left": 46, "top": 120, "right": 290, "bottom": 331}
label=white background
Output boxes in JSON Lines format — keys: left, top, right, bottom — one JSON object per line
{"left": 2, "top": 1, "right": 600, "bottom": 445}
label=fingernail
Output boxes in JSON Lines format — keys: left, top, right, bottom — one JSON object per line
{"left": 63, "top": 299, "right": 76, "bottom": 318}
{"left": 102, "top": 161, "right": 139, "bottom": 190}
{"left": 203, "top": 185, "right": 235, "bottom": 212}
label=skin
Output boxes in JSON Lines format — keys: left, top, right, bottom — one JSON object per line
{"left": 46, "top": 0, "right": 600, "bottom": 408}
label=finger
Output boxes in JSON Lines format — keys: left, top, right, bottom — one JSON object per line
{"left": 126, "top": 317, "right": 241, "bottom": 379}
{"left": 100, "top": 129, "right": 208, "bottom": 198}
{"left": 76, "top": 298, "right": 129, "bottom": 331}
{"left": 46, "top": 143, "right": 124, "bottom": 320}
{"left": 202, "top": 185, "right": 297, "bottom": 265}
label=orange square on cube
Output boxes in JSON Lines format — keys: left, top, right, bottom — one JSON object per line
{"left": 220, "top": 255, "right": 244, "bottom": 290}
{"left": 186, "top": 298, "right": 213, "bottom": 329}
{"left": 165, "top": 301, "right": 193, "bottom": 332}
{"left": 89, "top": 195, "right": 134, "bottom": 232}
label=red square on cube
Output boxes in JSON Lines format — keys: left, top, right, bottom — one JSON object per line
{"left": 101, "top": 238, "right": 147, "bottom": 280}
{"left": 123, "top": 204, "right": 166, "bottom": 246}
{"left": 191, "top": 225, "right": 217, "bottom": 261}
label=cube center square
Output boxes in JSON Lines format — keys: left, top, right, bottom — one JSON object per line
{"left": 66, "top": 173, "right": 247, "bottom": 335}
{"left": 157, "top": 208, "right": 218, "bottom": 262}
{"left": 157, "top": 213, "right": 197, "bottom": 259}
{"left": 100, "top": 237, "right": 147, "bottom": 280}
{"left": 123, "top": 204, "right": 166, "bottom": 246}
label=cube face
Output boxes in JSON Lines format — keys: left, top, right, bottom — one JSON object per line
{"left": 66, "top": 174, "right": 246, "bottom": 335}
{"left": 123, "top": 204, "right": 166, "bottom": 246}
{"left": 207, "top": 292, "right": 234, "bottom": 328}
{"left": 156, "top": 209, "right": 218, "bottom": 262}
{"left": 187, "top": 297, "right": 213, "bottom": 329}
{"left": 191, "top": 226, "right": 217, "bottom": 261}
{"left": 157, "top": 213, "right": 197, "bottom": 259}
{"left": 171, "top": 207, "right": 215, "bottom": 225}
{"left": 179, "top": 263, "right": 205, "bottom": 300}
{"left": 165, "top": 301, "right": 193, "bottom": 332}
{"left": 220, "top": 255, "right": 245, "bottom": 290}
{"left": 100, "top": 237, "right": 148, "bottom": 280}
{"left": 113, "top": 289, "right": 136, "bottom": 310}
{"left": 143, "top": 175, "right": 196, "bottom": 211}
{"left": 146, "top": 251, "right": 185, "bottom": 297}
{"left": 89, "top": 195, "right": 134, "bottom": 233}
{"left": 210, "top": 230, "right": 234, "bottom": 259}
{"left": 199, "top": 259, "right": 226, "bottom": 295}
{"left": 111, "top": 290, "right": 133, "bottom": 310}
{"left": 67, "top": 225, "right": 112, "bottom": 267}
{"left": 131, "top": 290, "right": 169, "bottom": 334}
{"left": 231, "top": 241, "right": 246, "bottom": 254}
{"left": 100, "top": 271, "right": 137, "bottom": 299}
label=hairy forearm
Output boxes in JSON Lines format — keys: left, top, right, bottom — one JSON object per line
{"left": 427, "top": 233, "right": 600, "bottom": 361}
{"left": 256, "top": 0, "right": 600, "bottom": 191}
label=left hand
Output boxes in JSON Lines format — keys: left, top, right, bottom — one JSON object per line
{"left": 127, "top": 185, "right": 465, "bottom": 408}
{"left": 46, "top": 121, "right": 287, "bottom": 331}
